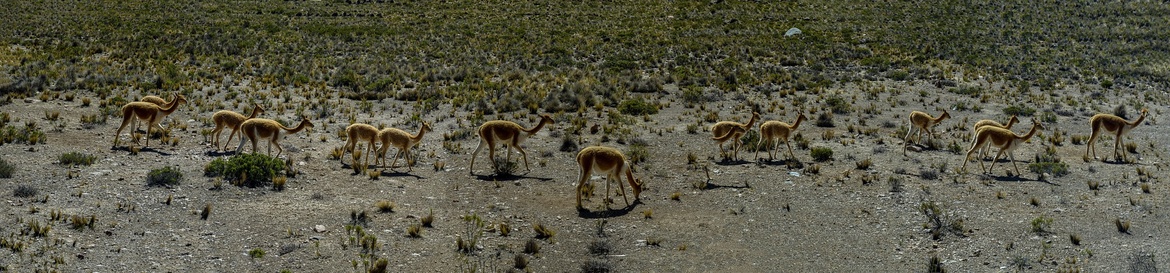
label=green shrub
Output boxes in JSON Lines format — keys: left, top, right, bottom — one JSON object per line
{"left": 1028, "top": 162, "right": 1069, "bottom": 177}
{"left": 0, "top": 158, "right": 13, "bottom": 178}
{"left": 205, "top": 153, "right": 285, "bottom": 187}
{"left": 618, "top": 96, "right": 659, "bottom": 116}
{"left": 1002, "top": 105, "right": 1036, "bottom": 117}
{"left": 147, "top": 166, "right": 184, "bottom": 187}
{"left": 627, "top": 140, "right": 650, "bottom": 164}
{"left": 59, "top": 152, "right": 97, "bottom": 166}
{"left": 810, "top": 146, "right": 833, "bottom": 162}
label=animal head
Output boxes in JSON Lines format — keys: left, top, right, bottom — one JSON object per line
{"left": 421, "top": 122, "right": 432, "bottom": 132}
{"left": 796, "top": 112, "right": 808, "bottom": 122}
{"left": 939, "top": 110, "right": 951, "bottom": 120}
{"left": 253, "top": 103, "right": 266, "bottom": 114}
{"left": 301, "top": 116, "right": 315, "bottom": 129}
{"left": 1031, "top": 118, "right": 1045, "bottom": 130}
{"left": 539, "top": 114, "right": 555, "bottom": 125}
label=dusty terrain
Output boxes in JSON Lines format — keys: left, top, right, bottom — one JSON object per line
{"left": 1, "top": 78, "right": 1167, "bottom": 272}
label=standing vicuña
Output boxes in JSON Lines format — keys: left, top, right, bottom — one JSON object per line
{"left": 711, "top": 112, "right": 759, "bottom": 161}
{"left": 575, "top": 146, "right": 644, "bottom": 211}
{"left": 1086, "top": 108, "right": 1147, "bottom": 162}
{"left": 755, "top": 113, "right": 807, "bottom": 161}
{"left": 113, "top": 94, "right": 187, "bottom": 148}
{"left": 342, "top": 123, "right": 379, "bottom": 168}
{"left": 236, "top": 117, "right": 315, "bottom": 157}
{"left": 210, "top": 103, "right": 265, "bottom": 152}
{"left": 376, "top": 122, "right": 432, "bottom": 171}
{"left": 903, "top": 110, "right": 950, "bottom": 155}
{"left": 961, "top": 119, "right": 1044, "bottom": 175}
{"left": 470, "top": 114, "right": 555, "bottom": 174}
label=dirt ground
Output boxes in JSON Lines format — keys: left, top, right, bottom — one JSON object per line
{"left": 1, "top": 79, "right": 1167, "bottom": 272}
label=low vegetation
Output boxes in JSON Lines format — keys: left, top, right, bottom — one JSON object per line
{"left": 204, "top": 153, "right": 285, "bottom": 187}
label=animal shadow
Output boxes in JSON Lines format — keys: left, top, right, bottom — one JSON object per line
{"left": 111, "top": 146, "right": 172, "bottom": 156}
{"left": 577, "top": 200, "right": 641, "bottom": 218}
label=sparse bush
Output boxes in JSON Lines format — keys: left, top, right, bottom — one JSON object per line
{"left": 920, "top": 169, "right": 939, "bottom": 180}
{"left": 0, "top": 158, "right": 14, "bottom": 178}
{"left": 205, "top": 153, "right": 285, "bottom": 187}
{"left": 618, "top": 96, "right": 659, "bottom": 116}
{"left": 581, "top": 260, "right": 612, "bottom": 273}
{"left": 523, "top": 239, "right": 541, "bottom": 254}
{"left": 58, "top": 152, "right": 97, "bottom": 166}
{"left": 1031, "top": 216, "right": 1052, "bottom": 234}
{"left": 627, "top": 141, "right": 650, "bottom": 164}
{"left": 810, "top": 146, "right": 833, "bottom": 161}
{"left": 560, "top": 135, "right": 578, "bottom": 152}
{"left": 146, "top": 166, "right": 183, "bottom": 187}
{"left": 1003, "top": 105, "right": 1036, "bottom": 117}
{"left": 492, "top": 158, "right": 519, "bottom": 176}
{"left": 919, "top": 201, "right": 965, "bottom": 240}
{"left": 13, "top": 185, "right": 37, "bottom": 197}
{"left": 815, "top": 112, "right": 835, "bottom": 127}
{"left": 855, "top": 158, "right": 872, "bottom": 170}
{"left": 375, "top": 200, "right": 396, "bottom": 213}
{"left": 534, "top": 223, "right": 556, "bottom": 240}
{"left": 588, "top": 241, "right": 611, "bottom": 255}
{"left": 249, "top": 248, "right": 265, "bottom": 259}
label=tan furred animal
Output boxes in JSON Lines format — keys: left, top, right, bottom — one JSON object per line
{"left": 113, "top": 94, "right": 187, "bottom": 148}
{"left": 970, "top": 115, "right": 1020, "bottom": 160}
{"left": 575, "top": 146, "right": 644, "bottom": 210}
{"left": 342, "top": 123, "right": 379, "bottom": 168}
{"left": 903, "top": 110, "right": 951, "bottom": 155}
{"left": 755, "top": 113, "right": 807, "bottom": 161}
{"left": 710, "top": 112, "right": 760, "bottom": 160}
{"left": 376, "top": 122, "right": 432, "bottom": 171}
{"left": 139, "top": 93, "right": 180, "bottom": 131}
{"left": 470, "top": 114, "right": 555, "bottom": 174}
{"left": 1086, "top": 108, "right": 1148, "bottom": 162}
{"left": 961, "top": 119, "right": 1044, "bottom": 175}
{"left": 236, "top": 117, "right": 314, "bottom": 157}
{"left": 210, "top": 104, "right": 265, "bottom": 151}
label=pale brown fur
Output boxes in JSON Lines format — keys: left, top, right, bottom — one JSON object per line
{"left": 376, "top": 123, "right": 431, "bottom": 171}
{"left": 1086, "top": 108, "right": 1147, "bottom": 162}
{"left": 470, "top": 114, "right": 555, "bottom": 174}
{"left": 139, "top": 93, "right": 179, "bottom": 131}
{"left": 961, "top": 119, "right": 1044, "bottom": 175}
{"left": 755, "top": 113, "right": 807, "bottom": 161}
{"left": 236, "top": 117, "right": 314, "bottom": 157}
{"left": 710, "top": 112, "right": 759, "bottom": 160}
{"left": 210, "top": 104, "right": 265, "bottom": 151}
{"left": 903, "top": 110, "right": 951, "bottom": 155}
{"left": 971, "top": 115, "right": 1020, "bottom": 160}
{"left": 342, "top": 123, "right": 379, "bottom": 168}
{"left": 575, "top": 146, "right": 644, "bottom": 210}
{"left": 113, "top": 94, "right": 187, "bottom": 148}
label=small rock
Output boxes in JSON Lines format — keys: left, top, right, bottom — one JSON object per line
{"left": 313, "top": 225, "right": 327, "bottom": 233}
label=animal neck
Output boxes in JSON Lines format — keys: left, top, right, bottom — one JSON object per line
{"left": 159, "top": 98, "right": 183, "bottom": 114}
{"left": 790, "top": 115, "right": 806, "bottom": 130}
{"left": 410, "top": 126, "right": 429, "bottom": 143}
{"left": 1020, "top": 124, "right": 1041, "bottom": 141}
{"left": 524, "top": 119, "right": 550, "bottom": 135}
{"left": 247, "top": 107, "right": 263, "bottom": 119}
{"left": 284, "top": 120, "right": 310, "bottom": 133}
{"left": 744, "top": 114, "right": 759, "bottom": 129}
{"left": 932, "top": 113, "right": 948, "bottom": 124}
{"left": 1129, "top": 112, "right": 1147, "bottom": 126}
